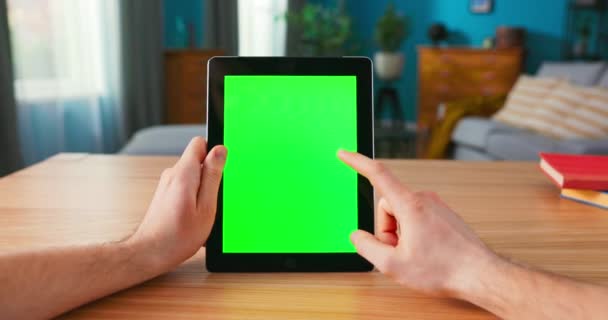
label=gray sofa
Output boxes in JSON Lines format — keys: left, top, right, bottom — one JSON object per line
{"left": 451, "top": 62, "right": 608, "bottom": 161}
{"left": 121, "top": 62, "right": 608, "bottom": 160}
{"left": 121, "top": 125, "right": 205, "bottom": 155}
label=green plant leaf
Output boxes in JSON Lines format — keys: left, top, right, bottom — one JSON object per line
{"left": 282, "top": 2, "right": 357, "bottom": 56}
{"left": 374, "top": 2, "right": 410, "bottom": 52}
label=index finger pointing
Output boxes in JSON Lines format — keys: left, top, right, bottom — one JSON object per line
{"left": 337, "top": 149, "right": 411, "bottom": 203}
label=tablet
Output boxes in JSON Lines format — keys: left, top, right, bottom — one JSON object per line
{"left": 206, "top": 57, "right": 374, "bottom": 272}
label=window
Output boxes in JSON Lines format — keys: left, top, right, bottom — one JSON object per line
{"left": 238, "top": 0, "right": 287, "bottom": 56}
{"left": 7, "top": 0, "right": 115, "bottom": 101}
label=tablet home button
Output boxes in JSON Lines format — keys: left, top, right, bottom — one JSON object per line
{"left": 284, "top": 258, "right": 297, "bottom": 269}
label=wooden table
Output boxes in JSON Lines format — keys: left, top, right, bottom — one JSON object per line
{"left": 2, "top": 154, "right": 608, "bottom": 319}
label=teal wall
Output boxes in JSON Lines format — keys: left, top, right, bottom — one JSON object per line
{"left": 344, "top": 0, "right": 572, "bottom": 122}
{"left": 163, "top": 0, "right": 204, "bottom": 48}
{"left": 430, "top": 0, "right": 568, "bottom": 71}
{"left": 162, "top": 0, "right": 579, "bottom": 121}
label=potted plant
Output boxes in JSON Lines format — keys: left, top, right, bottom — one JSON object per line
{"left": 285, "top": 1, "right": 353, "bottom": 56}
{"left": 374, "top": 3, "right": 410, "bottom": 81}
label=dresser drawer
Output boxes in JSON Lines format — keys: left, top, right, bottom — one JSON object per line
{"left": 164, "top": 50, "right": 224, "bottom": 124}
{"left": 437, "top": 51, "right": 521, "bottom": 68}
{"left": 417, "top": 47, "right": 523, "bottom": 129}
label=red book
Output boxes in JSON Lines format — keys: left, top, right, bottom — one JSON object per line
{"left": 539, "top": 153, "right": 608, "bottom": 190}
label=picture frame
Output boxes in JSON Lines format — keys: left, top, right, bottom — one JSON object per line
{"left": 470, "top": 0, "right": 493, "bottom": 14}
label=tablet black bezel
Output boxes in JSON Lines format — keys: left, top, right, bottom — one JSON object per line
{"left": 206, "top": 57, "right": 374, "bottom": 272}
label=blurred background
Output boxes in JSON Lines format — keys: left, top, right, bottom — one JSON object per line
{"left": 1, "top": 0, "right": 608, "bottom": 176}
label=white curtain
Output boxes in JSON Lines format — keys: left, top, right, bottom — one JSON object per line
{"left": 238, "top": 0, "right": 288, "bottom": 56}
{"left": 7, "top": 0, "right": 124, "bottom": 165}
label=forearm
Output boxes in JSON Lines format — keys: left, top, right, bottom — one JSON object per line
{"left": 456, "top": 254, "right": 608, "bottom": 319}
{"left": 0, "top": 238, "right": 164, "bottom": 319}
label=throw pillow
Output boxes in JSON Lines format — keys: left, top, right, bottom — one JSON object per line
{"left": 536, "top": 62, "right": 607, "bottom": 87}
{"left": 598, "top": 69, "right": 608, "bottom": 88}
{"left": 498, "top": 80, "right": 608, "bottom": 140}
{"left": 493, "top": 75, "right": 564, "bottom": 136}
{"left": 544, "top": 84, "right": 608, "bottom": 139}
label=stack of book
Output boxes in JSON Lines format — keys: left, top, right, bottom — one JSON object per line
{"left": 539, "top": 153, "right": 608, "bottom": 210}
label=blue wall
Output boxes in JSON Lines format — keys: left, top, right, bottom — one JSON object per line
{"left": 345, "top": 0, "right": 571, "bottom": 122}
{"left": 430, "top": 0, "right": 568, "bottom": 72}
{"left": 163, "top": 0, "right": 204, "bottom": 48}
{"left": 162, "top": 0, "right": 575, "bottom": 121}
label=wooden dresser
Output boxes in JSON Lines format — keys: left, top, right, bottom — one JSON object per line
{"left": 164, "top": 50, "right": 224, "bottom": 124}
{"left": 417, "top": 47, "right": 523, "bottom": 129}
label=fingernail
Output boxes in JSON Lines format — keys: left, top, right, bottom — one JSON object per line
{"left": 215, "top": 147, "right": 227, "bottom": 161}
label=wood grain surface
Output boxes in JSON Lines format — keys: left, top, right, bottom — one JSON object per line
{"left": 1, "top": 154, "right": 607, "bottom": 319}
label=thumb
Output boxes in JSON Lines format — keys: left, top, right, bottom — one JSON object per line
{"left": 351, "top": 230, "right": 394, "bottom": 273}
{"left": 197, "top": 145, "right": 227, "bottom": 215}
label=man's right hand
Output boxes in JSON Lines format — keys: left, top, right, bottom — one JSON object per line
{"left": 339, "top": 150, "right": 608, "bottom": 320}
{"left": 338, "top": 150, "right": 498, "bottom": 297}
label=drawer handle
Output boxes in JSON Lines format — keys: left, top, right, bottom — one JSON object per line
{"left": 437, "top": 85, "right": 450, "bottom": 94}
{"left": 481, "top": 87, "right": 495, "bottom": 96}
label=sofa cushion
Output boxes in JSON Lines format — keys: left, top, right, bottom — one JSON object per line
{"left": 557, "top": 138, "right": 608, "bottom": 155}
{"left": 452, "top": 146, "right": 497, "bottom": 161}
{"left": 485, "top": 131, "right": 559, "bottom": 161}
{"left": 452, "top": 117, "right": 519, "bottom": 150}
{"left": 120, "top": 125, "right": 206, "bottom": 155}
{"left": 486, "top": 131, "right": 608, "bottom": 160}
{"left": 599, "top": 70, "right": 608, "bottom": 88}
{"left": 537, "top": 61, "right": 607, "bottom": 86}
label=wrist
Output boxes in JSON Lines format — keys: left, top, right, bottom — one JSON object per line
{"left": 448, "top": 246, "right": 517, "bottom": 315}
{"left": 446, "top": 246, "right": 508, "bottom": 301}
{"left": 123, "top": 234, "right": 171, "bottom": 278}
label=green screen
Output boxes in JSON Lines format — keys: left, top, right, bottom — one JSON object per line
{"left": 222, "top": 75, "right": 358, "bottom": 253}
